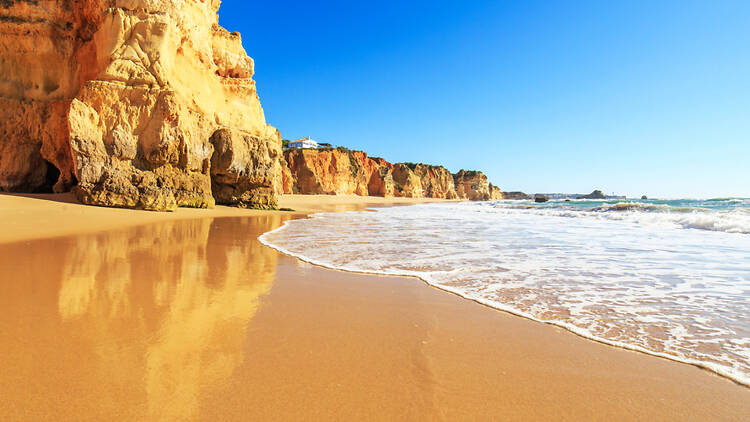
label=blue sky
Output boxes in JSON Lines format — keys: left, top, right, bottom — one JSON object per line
{"left": 219, "top": 0, "right": 749, "bottom": 198}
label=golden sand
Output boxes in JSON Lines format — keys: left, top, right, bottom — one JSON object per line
{"left": 0, "top": 193, "right": 748, "bottom": 421}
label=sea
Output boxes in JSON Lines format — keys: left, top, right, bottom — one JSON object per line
{"left": 259, "top": 198, "right": 750, "bottom": 387}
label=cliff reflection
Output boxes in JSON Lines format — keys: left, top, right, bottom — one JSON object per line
{"left": 0, "top": 215, "right": 285, "bottom": 421}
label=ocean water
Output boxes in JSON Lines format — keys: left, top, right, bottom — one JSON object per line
{"left": 259, "top": 198, "right": 750, "bottom": 387}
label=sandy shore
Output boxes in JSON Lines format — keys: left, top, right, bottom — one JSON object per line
{"left": 0, "top": 193, "right": 444, "bottom": 245}
{"left": 0, "top": 193, "right": 748, "bottom": 421}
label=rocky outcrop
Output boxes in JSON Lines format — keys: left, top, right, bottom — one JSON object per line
{"left": 409, "top": 164, "right": 458, "bottom": 199}
{"left": 209, "top": 128, "right": 281, "bottom": 209}
{"left": 535, "top": 194, "right": 549, "bottom": 203}
{"left": 453, "top": 170, "right": 491, "bottom": 201}
{"left": 504, "top": 191, "right": 532, "bottom": 200}
{"left": 577, "top": 190, "right": 606, "bottom": 200}
{"left": 489, "top": 183, "right": 503, "bottom": 200}
{"left": 283, "top": 148, "right": 394, "bottom": 196}
{"left": 282, "top": 150, "right": 504, "bottom": 201}
{"left": 0, "top": 0, "right": 281, "bottom": 210}
{"left": 391, "top": 164, "right": 423, "bottom": 198}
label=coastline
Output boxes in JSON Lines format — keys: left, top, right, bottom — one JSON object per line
{"left": 1, "top": 193, "right": 748, "bottom": 420}
{"left": 260, "top": 215, "right": 750, "bottom": 389}
{"left": 0, "top": 193, "right": 450, "bottom": 245}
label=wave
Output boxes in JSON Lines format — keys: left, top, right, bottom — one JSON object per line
{"left": 490, "top": 202, "right": 750, "bottom": 235}
{"left": 258, "top": 202, "right": 750, "bottom": 389}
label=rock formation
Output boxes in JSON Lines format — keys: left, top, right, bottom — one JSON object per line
{"left": 453, "top": 169, "right": 491, "bottom": 201}
{"left": 489, "top": 183, "right": 503, "bottom": 200}
{"left": 503, "top": 191, "right": 532, "bottom": 200}
{"left": 282, "top": 149, "right": 503, "bottom": 201}
{"left": 283, "top": 148, "right": 394, "bottom": 196}
{"left": 577, "top": 190, "right": 606, "bottom": 200}
{"left": 535, "top": 194, "right": 549, "bottom": 203}
{"left": 409, "top": 163, "right": 458, "bottom": 199}
{"left": 0, "top": 0, "right": 282, "bottom": 210}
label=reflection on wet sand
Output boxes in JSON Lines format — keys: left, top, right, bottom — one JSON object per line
{"left": 0, "top": 215, "right": 285, "bottom": 422}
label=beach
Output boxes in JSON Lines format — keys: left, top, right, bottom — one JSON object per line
{"left": 1, "top": 193, "right": 748, "bottom": 421}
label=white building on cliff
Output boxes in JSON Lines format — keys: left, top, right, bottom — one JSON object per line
{"left": 287, "top": 137, "right": 319, "bottom": 149}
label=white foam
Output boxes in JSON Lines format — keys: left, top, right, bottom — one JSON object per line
{"left": 259, "top": 202, "right": 750, "bottom": 388}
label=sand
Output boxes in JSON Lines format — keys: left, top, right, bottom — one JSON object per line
{"left": 0, "top": 193, "right": 445, "bottom": 245}
{"left": 0, "top": 193, "right": 748, "bottom": 421}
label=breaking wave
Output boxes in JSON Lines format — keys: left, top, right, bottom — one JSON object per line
{"left": 260, "top": 199, "right": 750, "bottom": 387}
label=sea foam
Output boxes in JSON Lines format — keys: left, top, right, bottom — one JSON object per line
{"left": 260, "top": 200, "right": 750, "bottom": 387}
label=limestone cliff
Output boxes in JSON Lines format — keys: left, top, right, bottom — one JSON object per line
{"left": 453, "top": 169, "right": 492, "bottom": 201}
{"left": 282, "top": 150, "right": 500, "bottom": 201}
{"left": 489, "top": 183, "right": 503, "bottom": 200}
{"left": 0, "top": 0, "right": 281, "bottom": 210}
{"left": 283, "top": 148, "right": 394, "bottom": 196}
{"left": 409, "top": 163, "right": 459, "bottom": 199}
{"left": 391, "top": 164, "right": 423, "bottom": 198}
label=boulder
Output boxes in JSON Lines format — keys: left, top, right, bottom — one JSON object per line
{"left": 209, "top": 128, "right": 281, "bottom": 209}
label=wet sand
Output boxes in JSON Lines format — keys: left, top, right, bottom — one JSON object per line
{"left": 0, "top": 194, "right": 748, "bottom": 421}
{"left": 0, "top": 193, "right": 443, "bottom": 245}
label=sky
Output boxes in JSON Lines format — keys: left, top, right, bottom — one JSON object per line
{"left": 219, "top": 0, "right": 750, "bottom": 198}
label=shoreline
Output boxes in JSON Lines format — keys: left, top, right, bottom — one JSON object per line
{"left": 0, "top": 193, "right": 452, "bottom": 245}
{"left": 1, "top": 193, "right": 748, "bottom": 420}
{"left": 260, "top": 218, "right": 750, "bottom": 389}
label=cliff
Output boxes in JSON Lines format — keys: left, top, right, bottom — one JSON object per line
{"left": 283, "top": 149, "right": 499, "bottom": 201}
{"left": 453, "top": 170, "right": 492, "bottom": 201}
{"left": 0, "top": 0, "right": 282, "bottom": 210}
{"left": 283, "top": 148, "right": 394, "bottom": 196}
{"left": 489, "top": 183, "right": 503, "bottom": 200}
{"left": 407, "top": 163, "right": 459, "bottom": 199}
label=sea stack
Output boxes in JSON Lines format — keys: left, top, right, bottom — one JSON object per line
{"left": 0, "top": 0, "right": 282, "bottom": 210}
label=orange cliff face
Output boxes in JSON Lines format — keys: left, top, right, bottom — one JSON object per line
{"left": 453, "top": 169, "right": 493, "bottom": 201}
{"left": 0, "top": 0, "right": 282, "bottom": 210}
{"left": 489, "top": 183, "right": 504, "bottom": 200}
{"left": 282, "top": 149, "right": 500, "bottom": 200}
{"left": 283, "top": 148, "right": 393, "bottom": 196}
{"left": 409, "top": 163, "right": 459, "bottom": 199}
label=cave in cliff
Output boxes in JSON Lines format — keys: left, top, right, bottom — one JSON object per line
{"left": 0, "top": 0, "right": 283, "bottom": 211}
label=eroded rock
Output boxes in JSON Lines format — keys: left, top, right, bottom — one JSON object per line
{"left": 0, "top": 0, "right": 282, "bottom": 210}
{"left": 453, "top": 169, "right": 491, "bottom": 201}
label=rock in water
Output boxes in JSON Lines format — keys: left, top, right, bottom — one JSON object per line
{"left": 535, "top": 194, "right": 549, "bottom": 203}
{"left": 0, "top": 0, "right": 282, "bottom": 211}
{"left": 577, "top": 190, "right": 606, "bottom": 200}
{"left": 641, "top": 195, "right": 648, "bottom": 200}
{"left": 503, "top": 191, "right": 532, "bottom": 200}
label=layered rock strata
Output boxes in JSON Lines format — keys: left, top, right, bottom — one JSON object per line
{"left": 0, "top": 0, "right": 281, "bottom": 210}
{"left": 283, "top": 149, "right": 500, "bottom": 201}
